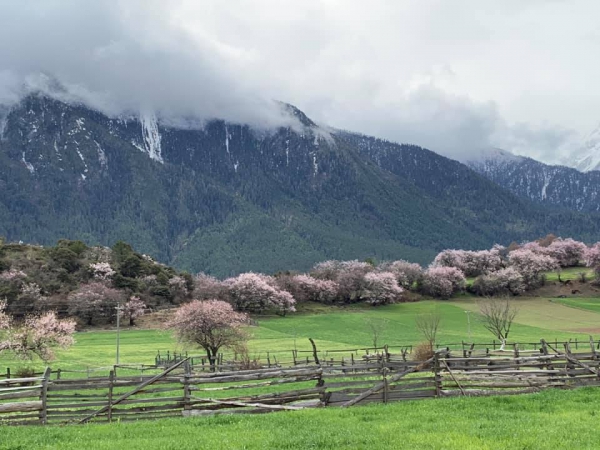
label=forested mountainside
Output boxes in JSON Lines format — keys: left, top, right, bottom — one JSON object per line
{"left": 465, "top": 149, "right": 600, "bottom": 212}
{"left": 1, "top": 94, "right": 600, "bottom": 276}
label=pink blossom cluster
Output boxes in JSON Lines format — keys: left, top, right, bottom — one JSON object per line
{"left": 123, "top": 296, "right": 147, "bottom": 325}
{"left": 279, "top": 274, "right": 339, "bottom": 303}
{"left": 472, "top": 267, "right": 525, "bottom": 296}
{"left": 381, "top": 260, "right": 423, "bottom": 288}
{"left": 224, "top": 272, "right": 296, "bottom": 315}
{"left": 67, "top": 282, "right": 124, "bottom": 325}
{"left": 584, "top": 243, "right": 600, "bottom": 269}
{"left": 22, "top": 312, "right": 77, "bottom": 360}
{"left": 193, "top": 273, "right": 226, "bottom": 300}
{"left": 520, "top": 238, "right": 587, "bottom": 267}
{"left": 361, "top": 272, "right": 404, "bottom": 305}
{"left": 0, "top": 300, "right": 76, "bottom": 361}
{"left": 20, "top": 282, "right": 44, "bottom": 301}
{"left": 89, "top": 262, "right": 116, "bottom": 280}
{"left": 433, "top": 249, "right": 503, "bottom": 277}
{"left": 420, "top": 267, "right": 466, "bottom": 299}
{"left": 168, "top": 275, "right": 190, "bottom": 301}
{"left": 0, "top": 270, "right": 27, "bottom": 281}
{"left": 508, "top": 249, "right": 558, "bottom": 286}
{"left": 311, "top": 260, "right": 373, "bottom": 302}
{"left": 168, "top": 300, "right": 247, "bottom": 360}
{"left": 0, "top": 301, "right": 10, "bottom": 330}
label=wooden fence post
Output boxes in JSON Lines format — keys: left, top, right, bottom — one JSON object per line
{"left": 6, "top": 367, "right": 10, "bottom": 379}
{"left": 107, "top": 370, "right": 114, "bottom": 423}
{"left": 183, "top": 360, "right": 191, "bottom": 415}
{"left": 309, "top": 338, "right": 320, "bottom": 365}
{"left": 39, "top": 367, "right": 51, "bottom": 425}
{"left": 433, "top": 353, "right": 442, "bottom": 397}
{"left": 382, "top": 367, "right": 388, "bottom": 404}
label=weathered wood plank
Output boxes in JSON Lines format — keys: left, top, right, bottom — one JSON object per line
{"left": 0, "top": 400, "right": 43, "bottom": 413}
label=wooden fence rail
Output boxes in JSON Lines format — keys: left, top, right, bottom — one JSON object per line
{"left": 2, "top": 340, "right": 600, "bottom": 426}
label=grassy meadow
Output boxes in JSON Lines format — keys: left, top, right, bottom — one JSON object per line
{"left": 2, "top": 291, "right": 600, "bottom": 374}
{"left": 2, "top": 388, "right": 600, "bottom": 449}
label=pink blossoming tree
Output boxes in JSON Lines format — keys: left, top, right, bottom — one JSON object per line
{"left": 224, "top": 273, "right": 296, "bottom": 315}
{"left": 472, "top": 267, "right": 526, "bottom": 296}
{"left": 123, "top": 296, "right": 147, "bottom": 326}
{"left": 419, "top": 267, "right": 466, "bottom": 299}
{"left": 277, "top": 274, "right": 339, "bottom": 304}
{"left": 360, "top": 272, "right": 404, "bottom": 305}
{"left": 508, "top": 249, "right": 558, "bottom": 287}
{"left": 0, "top": 301, "right": 76, "bottom": 362}
{"left": 168, "top": 299, "right": 248, "bottom": 370}
{"left": 380, "top": 260, "right": 423, "bottom": 288}
{"left": 67, "top": 282, "right": 125, "bottom": 325}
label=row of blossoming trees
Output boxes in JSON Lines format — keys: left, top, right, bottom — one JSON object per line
{"left": 2, "top": 235, "right": 600, "bottom": 363}
{"left": 188, "top": 236, "right": 600, "bottom": 317}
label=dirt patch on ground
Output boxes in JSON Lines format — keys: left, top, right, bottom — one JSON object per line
{"left": 572, "top": 327, "right": 600, "bottom": 334}
{"left": 136, "top": 309, "right": 175, "bottom": 329}
{"left": 530, "top": 280, "right": 600, "bottom": 298}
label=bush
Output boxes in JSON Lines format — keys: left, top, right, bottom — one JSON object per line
{"left": 412, "top": 341, "right": 434, "bottom": 362}
{"left": 14, "top": 367, "right": 36, "bottom": 386}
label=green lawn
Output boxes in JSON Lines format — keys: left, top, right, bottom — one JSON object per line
{"left": 3, "top": 295, "right": 600, "bottom": 375}
{"left": 545, "top": 267, "right": 595, "bottom": 282}
{"left": 554, "top": 297, "right": 600, "bottom": 314}
{"left": 2, "top": 388, "right": 600, "bottom": 449}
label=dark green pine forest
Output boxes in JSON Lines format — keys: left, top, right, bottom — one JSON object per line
{"left": 1, "top": 95, "right": 599, "bottom": 277}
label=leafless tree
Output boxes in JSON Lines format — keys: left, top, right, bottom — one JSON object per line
{"left": 478, "top": 297, "right": 518, "bottom": 351}
{"left": 415, "top": 310, "right": 441, "bottom": 348}
{"left": 365, "top": 317, "right": 389, "bottom": 349}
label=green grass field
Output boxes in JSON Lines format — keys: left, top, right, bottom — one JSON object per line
{"left": 2, "top": 388, "right": 600, "bottom": 449}
{"left": 2, "top": 294, "right": 600, "bottom": 374}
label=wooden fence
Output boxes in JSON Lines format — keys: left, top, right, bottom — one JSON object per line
{"left": 155, "top": 338, "right": 600, "bottom": 372}
{"left": 2, "top": 339, "right": 600, "bottom": 426}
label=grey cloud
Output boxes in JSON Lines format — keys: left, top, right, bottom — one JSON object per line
{"left": 0, "top": 0, "right": 295, "bottom": 129}
{"left": 0, "top": 0, "right": 597, "bottom": 163}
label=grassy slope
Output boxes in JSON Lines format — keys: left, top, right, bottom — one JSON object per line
{"left": 2, "top": 388, "right": 600, "bottom": 449}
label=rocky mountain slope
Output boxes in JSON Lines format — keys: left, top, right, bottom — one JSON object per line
{"left": 1, "top": 94, "right": 600, "bottom": 276}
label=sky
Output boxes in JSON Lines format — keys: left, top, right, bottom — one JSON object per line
{"left": 0, "top": 0, "right": 598, "bottom": 163}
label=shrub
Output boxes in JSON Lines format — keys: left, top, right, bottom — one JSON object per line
{"left": 413, "top": 341, "right": 434, "bottom": 362}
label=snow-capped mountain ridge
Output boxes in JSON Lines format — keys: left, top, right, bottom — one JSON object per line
{"left": 467, "top": 148, "right": 600, "bottom": 212}
{"left": 574, "top": 123, "right": 600, "bottom": 172}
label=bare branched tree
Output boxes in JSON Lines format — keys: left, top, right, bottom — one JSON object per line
{"left": 365, "top": 317, "right": 389, "bottom": 349}
{"left": 478, "top": 298, "right": 518, "bottom": 351}
{"left": 415, "top": 311, "right": 441, "bottom": 348}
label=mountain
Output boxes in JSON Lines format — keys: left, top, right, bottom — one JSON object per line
{"left": 2, "top": 94, "right": 600, "bottom": 276}
{"left": 466, "top": 148, "right": 600, "bottom": 212}
{"left": 573, "top": 124, "right": 600, "bottom": 172}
